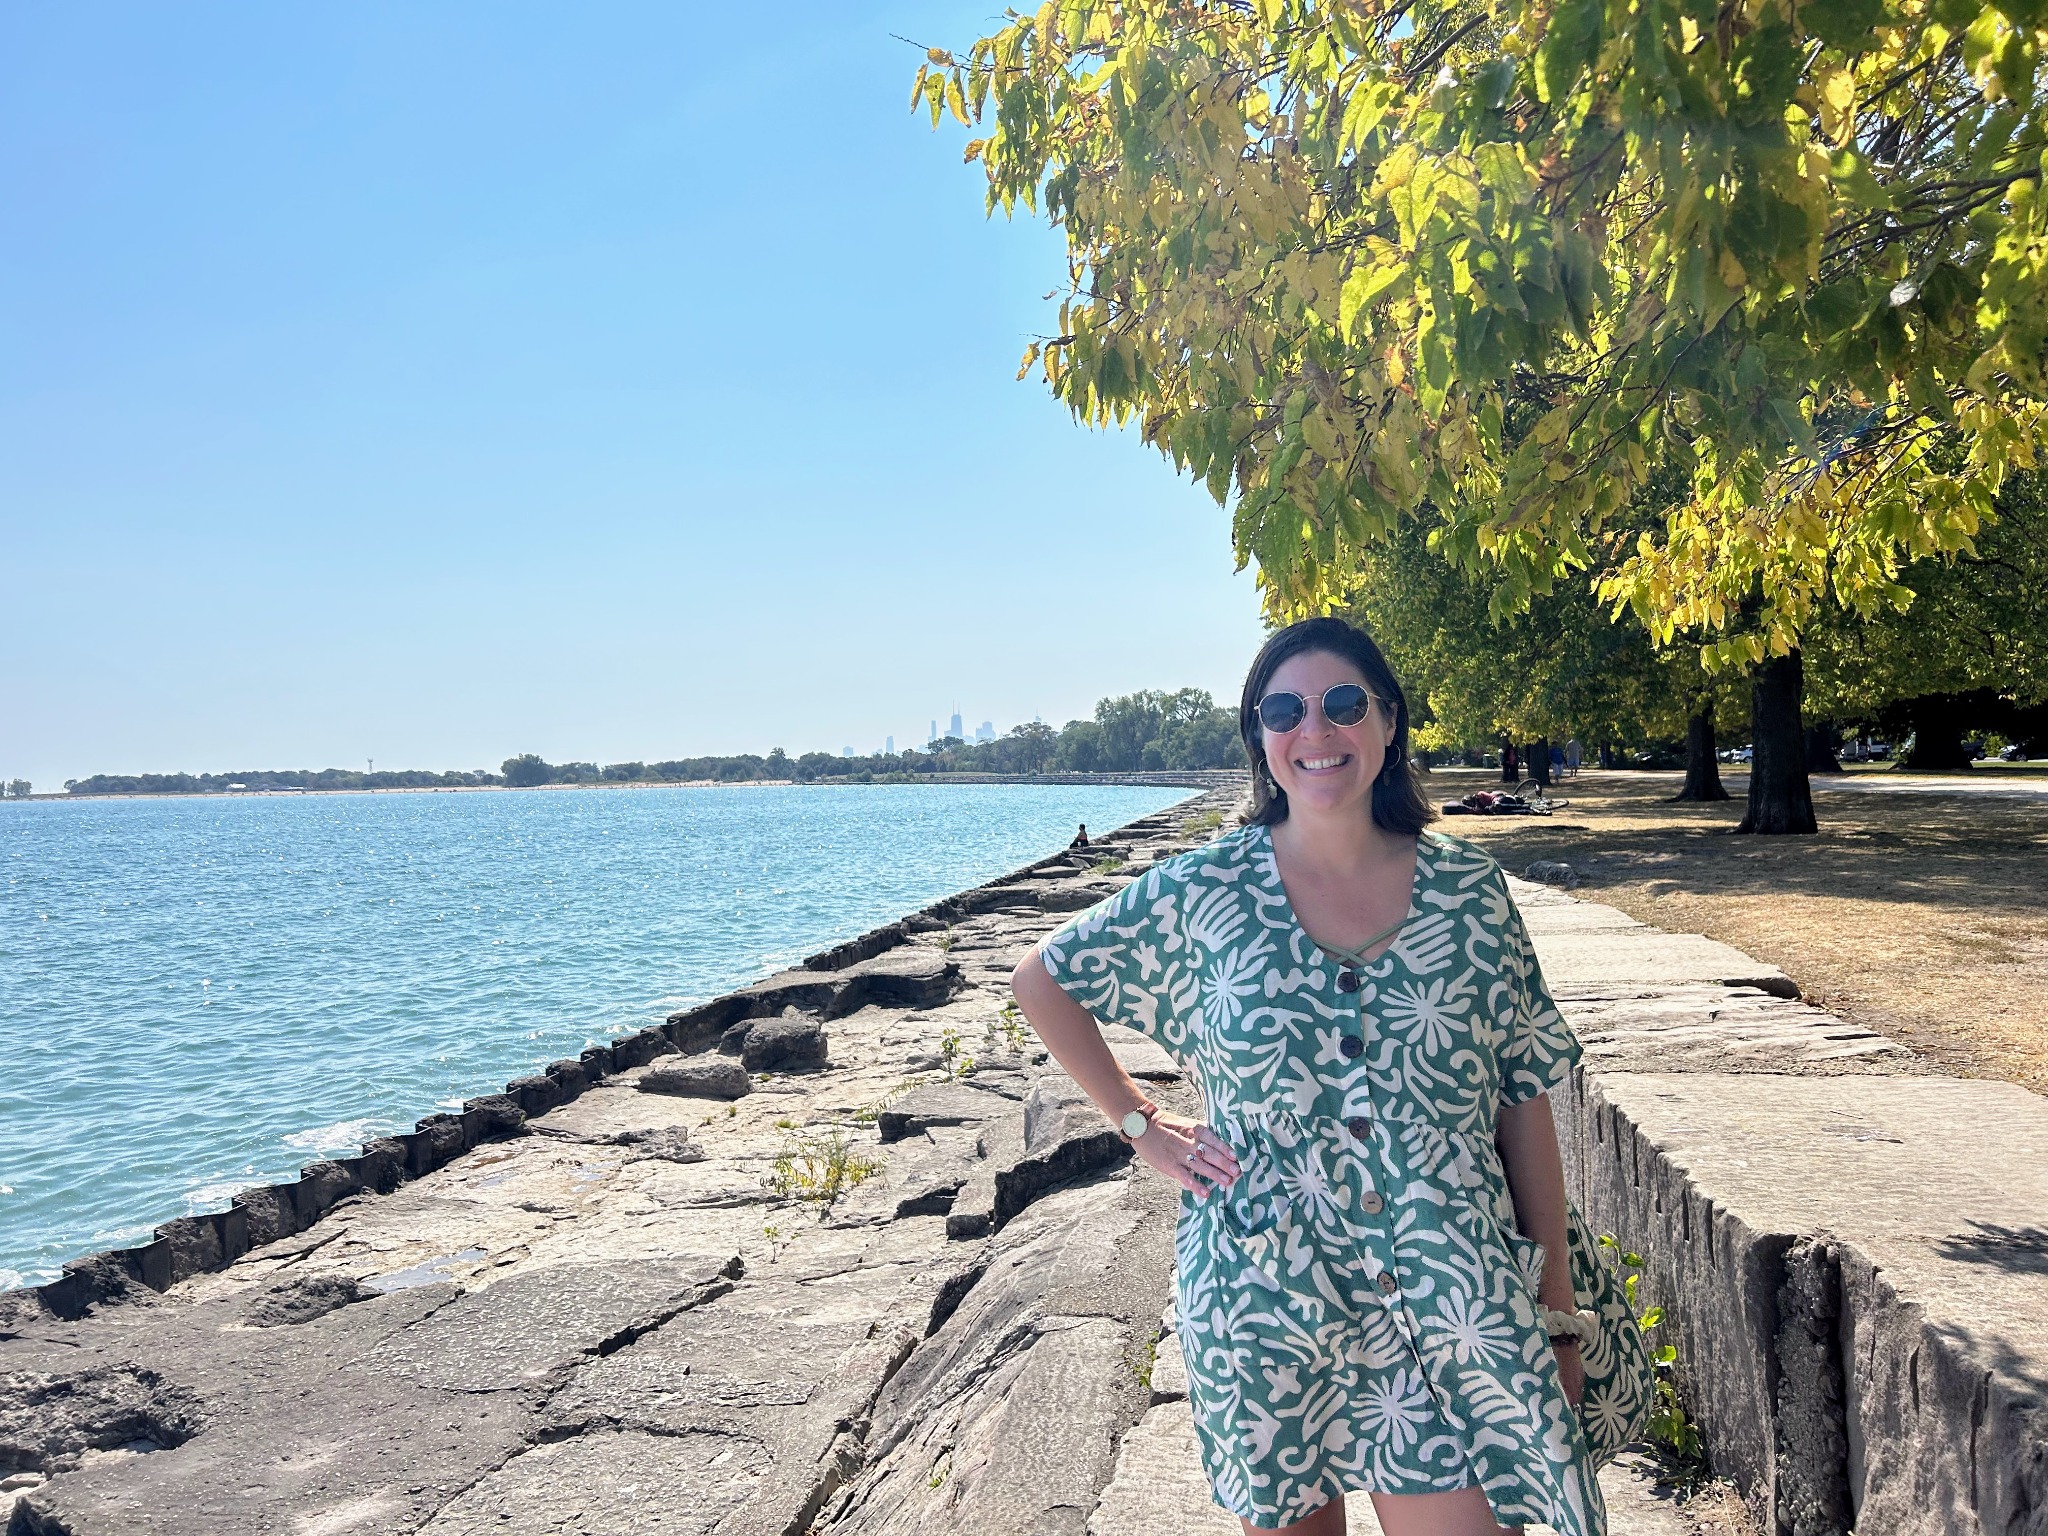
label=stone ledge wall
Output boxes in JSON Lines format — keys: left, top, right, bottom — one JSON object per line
{"left": 1530, "top": 879, "right": 2048, "bottom": 1536}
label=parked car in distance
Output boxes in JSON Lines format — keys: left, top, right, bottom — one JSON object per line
{"left": 2001, "top": 744, "right": 2031, "bottom": 761}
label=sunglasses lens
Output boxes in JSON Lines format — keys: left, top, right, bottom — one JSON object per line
{"left": 1324, "top": 684, "right": 1373, "bottom": 727}
{"left": 1257, "top": 693, "right": 1307, "bottom": 733}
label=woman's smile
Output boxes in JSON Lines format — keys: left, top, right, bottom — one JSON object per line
{"left": 1293, "top": 752, "right": 1352, "bottom": 773}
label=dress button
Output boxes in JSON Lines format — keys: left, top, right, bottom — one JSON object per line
{"left": 1339, "top": 1034, "right": 1364, "bottom": 1059}
{"left": 1337, "top": 969, "right": 1360, "bottom": 993}
{"left": 1360, "top": 1191, "right": 1384, "bottom": 1215}
{"left": 1346, "top": 1116, "right": 1370, "bottom": 1140}
{"left": 1377, "top": 1272, "right": 1398, "bottom": 1296}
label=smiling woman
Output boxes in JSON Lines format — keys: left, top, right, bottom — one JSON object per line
{"left": 1009, "top": 617, "right": 1653, "bottom": 1536}
{"left": 1237, "top": 617, "right": 1434, "bottom": 842}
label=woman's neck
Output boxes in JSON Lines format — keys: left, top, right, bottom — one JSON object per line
{"left": 1270, "top": 801, "right": 1405, "bottom": 875}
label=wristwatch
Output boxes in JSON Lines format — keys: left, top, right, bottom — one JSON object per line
{"left": 1118, "top": 1101, "right": 1158, "bottom": 1141}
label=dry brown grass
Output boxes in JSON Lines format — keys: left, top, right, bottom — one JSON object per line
{"left": 1431, "top": 767, "right": 2048, "bottom": 1096}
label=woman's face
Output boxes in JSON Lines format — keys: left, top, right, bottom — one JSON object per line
{"left": 1257, "top": 649, "right": 1397, "bottom": 821}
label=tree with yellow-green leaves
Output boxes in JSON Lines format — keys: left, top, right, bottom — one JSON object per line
{"left": 915, "top": 0, "right": 2048, "bottom": 831}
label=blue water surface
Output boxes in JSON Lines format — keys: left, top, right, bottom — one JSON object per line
{"left": 0, "top": 782, "right": 1186, "bottom": 1287}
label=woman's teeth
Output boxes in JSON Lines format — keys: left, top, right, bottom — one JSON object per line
{"left": 1296, "top": 755, "right": 1349, "bottom": 771}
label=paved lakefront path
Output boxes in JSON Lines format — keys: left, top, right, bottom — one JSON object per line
{"left": 5, "top": 801, "right": 2041, "bottom": 1535}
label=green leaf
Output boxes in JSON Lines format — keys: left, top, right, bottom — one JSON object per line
{"left": 1800, "top": 0, "right": 1887, "bottom": 50}
{"left": 1536, "top": 0, "right": 1604, "bottom": 104}
{"left": 1341, "top": 261, "right": 1406, "bottom": 338}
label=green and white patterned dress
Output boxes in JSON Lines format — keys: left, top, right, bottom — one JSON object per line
{"left": 1039, "top": 824, "right": 1633, "bottom": 1535}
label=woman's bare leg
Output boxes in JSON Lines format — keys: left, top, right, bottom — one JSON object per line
{"left": 1370, "top": 1487, "right": 1518, "bottom": 1535}
{"left": 1238, "top": 1485, "right": 1522, "bottom": 1535}
{"left": 1239, "top": 1491, "right": 1348, "bottom": 1535}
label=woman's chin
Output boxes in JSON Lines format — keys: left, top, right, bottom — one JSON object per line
{"left": 1277, "top": 772, "right": 1371, "bottom": 814}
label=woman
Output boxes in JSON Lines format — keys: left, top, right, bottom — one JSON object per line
{"left": 1010, "top": 618, "right": 1616, "bottom": 1536}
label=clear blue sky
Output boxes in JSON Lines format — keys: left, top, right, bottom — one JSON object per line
{"left": 0, "top": 3, "right": 1268, "bottom": 788}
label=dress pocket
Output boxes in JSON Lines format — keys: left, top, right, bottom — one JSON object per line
{"left": 1495, "top": 1217, "right": 1549, "bottom": 1299}
{"left": 1215, "top": 1183, "right": 1289, "bottom": 1273}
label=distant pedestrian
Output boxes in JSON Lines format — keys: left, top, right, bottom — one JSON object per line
{"left": 1550, "top": 743, "right": 1566, "bottom": 778}
{"left": 1565, "top": 739, "right": 1582, "bottom": 777}
{"left": 1070, "top": 823, "right": 1089, "bottom": 848}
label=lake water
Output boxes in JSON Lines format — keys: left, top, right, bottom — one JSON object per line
{"left": 0, "top": 782, "right": 1185, "bottom": 1289}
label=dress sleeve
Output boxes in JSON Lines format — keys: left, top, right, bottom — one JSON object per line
{"left": 1034, "top": 861, "right": 1200, "bottom": 1062}
{"left": 1495, "top": 876, "right": 1583, "bottom": 1105}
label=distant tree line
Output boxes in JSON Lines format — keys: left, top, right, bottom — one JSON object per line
{"left": 56, "top": 688, "right": 1244, "bottom": 796}
{"left": 501, "top": 687, "right": 1240, "bottom": 785}
{"left": 61, "top": 768, "right": 501, "bottom": 796}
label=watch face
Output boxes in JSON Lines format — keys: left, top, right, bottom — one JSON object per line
{"left": 1121, "top": 1108, "right": 1150, "bottom": 1138}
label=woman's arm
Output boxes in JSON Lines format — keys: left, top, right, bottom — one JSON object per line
{"left": 1497, "top": 1092, "right": 1584, "bottom": 1404}
{"left": 1009, "top": 948, "right": 1238, "bottom": 1199}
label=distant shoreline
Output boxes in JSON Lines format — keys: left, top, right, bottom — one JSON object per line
{"left": 15, "top": 770, "right": 1244, "bottom": 804}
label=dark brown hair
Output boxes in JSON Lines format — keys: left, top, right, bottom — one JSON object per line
{"left": 1239, "top": 616, "right": 1436, "bottom": 833}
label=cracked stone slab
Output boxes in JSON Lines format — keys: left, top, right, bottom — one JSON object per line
{"left": 1148, "top": 1322, "right": 1187, "bottom": 1403}
{"left": 945, "top": 1075, "right": 1131, "bottom": 1240}
{"left": 413, "top": 1427, "right": 771, "bottom": 1536}
{"left": 873, "top": 1132, "right": 979, "bottom": 1220}
{"left": 826, "top": 1177, "right": 1169, "bottom": 1536}
{"left": 5, "top": 1286, "right": 535, "bottom": 1536}
{"left": 876, "top": 1082, "right": 1017, "bottom": 1143}
{"left": 1562, "top": 985, "right": 1923, "bottom": 1076}
{"left": 1532, "top": 928, "right": 1798, "bottom": 998}
{"left": 1101, "top": 1024, "right": 1181, "bottom": 1082}
{"left": 357, "top": 1254, "right": 740, "bottom": 1392}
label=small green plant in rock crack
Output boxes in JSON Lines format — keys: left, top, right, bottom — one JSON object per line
{"left": 939, "top": 1024, "right": 976, "bottom": 1079}
{"left": 933, "top": 925, "right": 957, "bottom": 954}
{"left": 992, "top": 1000, "right": 1029, "bottom": 1054}
{"left": 853, "top": 1074, "right": 934, "bottom": 1125}
{"left": 1089, "top": 855, "right": 1127, "bottom": 875}
{"left": 1598, "top": 1235, "right": 1708, "bottom": 1485}
{"left": 774, "top": 1116, "right": 799, "bottom": 1131}
{"left": 767, "top": 1127, "right": 883, "bottom": 1211}
{"left": 1124, "top": 1330, "right": 1160, "bottom": 1388}
{"left": 1179, "top": 809, "right": 1224, "bottom": 837}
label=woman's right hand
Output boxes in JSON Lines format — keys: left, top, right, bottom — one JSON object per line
{"left": 1132, "top": 1111, "right": 1240, "bottom": 1198}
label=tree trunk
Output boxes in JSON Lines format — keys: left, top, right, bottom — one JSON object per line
{"left": 1599, "top": 741, "right": 1615, "bottom": 769}
{"left": 1500, "top": 739, "right": 1518, "bottom": 784}
{"left": 1805, "top": 720, "right": 1845, "bottom": 774}
{"left": 1895, "top": 694, "right": 1974, "bottom": 770}
{"left": 1527, "top": 738, "right": 1552, "bottom": 787}
{"left": 1737, "top": 651, "right": 1817, "bottom": 834}
{"left": 1673, "top": 705, "right": 1730, "bottom": 801}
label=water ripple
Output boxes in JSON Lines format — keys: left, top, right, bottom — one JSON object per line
{"left": 0, "top": 782, "right": 1181, "bottom": 1286}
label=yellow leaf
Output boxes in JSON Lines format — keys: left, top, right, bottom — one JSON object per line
{"left": 1816, "top": 64, "right": 1855, "bottom": 144}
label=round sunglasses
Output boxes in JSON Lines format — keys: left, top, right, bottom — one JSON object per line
{"left": 1254, "top": 683, "right": 1384, "bottom": 734}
